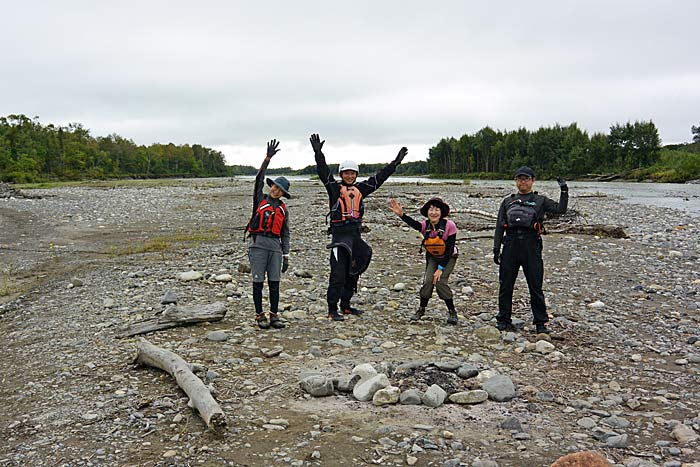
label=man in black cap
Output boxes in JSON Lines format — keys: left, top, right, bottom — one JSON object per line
{"left": 493, "top": 166, "right": 568, "bottom": 334}
{"left": 245, "top": 139, "right": 291, "bottom": 330}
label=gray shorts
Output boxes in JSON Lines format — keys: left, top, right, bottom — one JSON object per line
{"left": 248, "top": 247, "right": 282, "bottom": 282}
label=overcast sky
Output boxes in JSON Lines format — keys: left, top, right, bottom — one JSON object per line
{"left": 2, "top": 1, "right": 698, "bottom": 169}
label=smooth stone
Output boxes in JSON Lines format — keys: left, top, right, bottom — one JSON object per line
{"left": 351, "top": 363, "right": 378, "bottom": 381}
{"left": 373, "top": 386, "right": 400, "bottom": 406}
{"left": 300, "top": 375, "right": 335, "bottom": 397}
{"left": 334, "top": 374, "right": 361, "bottom": 393}
{"left": 422, "top": 384, "right": 447, "bottom": 408}
{"left": 400, "top": 389, "right": 423, "bottom": 405}
{"left": 103, "top": 298, "right": 116, "bottom": 309}
{"left": 178, "top": 270, "right": 203, "bottom": 281}
{"left": 213, "top": 273, "right": 232, "bottom": 282}
{"left": 606, "top": 433, "right": 628, "bottom": 448}
{"left": 393, "top": 282, "right": 406, "bottom": 291}
{"left": 353, "top": 374, "right": 390, "bottom": 402}
{"left": 206, "top": 330, "right": 229, "bottom": 342}
{"left": 161, "top": 290, "right": 178, "bottom": 304}
{"left": 671, "top": 424, "right": 699, "bottom": 443}
{"left": 457, "top": 365, "right": 479, "bottom": 379}
{"left": 588, "top": 300, "right": 605, "bottom": 308}
{"left": 435, "top": 359, "right": 461, "bottom": 371}
{"left": 483, "top": 375, "right": 517, "bottom": 402}
{"left": 449, "top": 390, "right": 488, "bottom": 405}
{"left": 475, "top": 326, "right": 502, "bottom": 342}
{"left": 472, "top": 460, "right": 500, "bottom": 467}
{"left": 535, "top": 340, "right": 556, "bottom": 354}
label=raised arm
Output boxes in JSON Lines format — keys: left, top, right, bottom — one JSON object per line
{"left": 252, "top": 139, "right": 280, "bottom": 213}
{"left": 310, "top": 133, "right": 335, "bottom": 187}
{"left": 389, "top": 198, "right": 422, "bottom": 231}
{"left": 543, "top": 177, "right": 569, "bottom": 214}
{"left": 357, "top": 147, "right": 407, "bottom": 197}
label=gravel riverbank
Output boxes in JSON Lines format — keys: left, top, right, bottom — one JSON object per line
{"left": 1, "top": 178, "right": 698, "bottom": 467}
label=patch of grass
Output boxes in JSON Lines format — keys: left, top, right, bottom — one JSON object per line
{"left": 105, "top": 227, "right": 222, "bottom": 257}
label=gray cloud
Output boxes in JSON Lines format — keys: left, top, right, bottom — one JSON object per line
{"left": 2, "top": 0, "right": 698, "bottom": 168}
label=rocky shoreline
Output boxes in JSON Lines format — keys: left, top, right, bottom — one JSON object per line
{"left": 1, "top": 178, "right": 698, "bottom": 467}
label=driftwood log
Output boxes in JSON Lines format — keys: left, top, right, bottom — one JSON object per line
{"left": 134, "top": 338, "right": 226, "bottom": 429}
{"left": 119, "top": 302, "right": 227, "bottom": 337}
{"left": 547, "top": 224, "right": 629, "bottom": 238}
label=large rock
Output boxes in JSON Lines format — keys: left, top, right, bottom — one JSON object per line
{"left": 535, "top": 340, "right": 555, "bottom": 354}
{"left": 206, "top": 330, "right": 229, "bottom": 342}
{"left": 671, "top": 424, "right": 699, "bottom": 444}
{"left": 483, "top": 375, "right": 516, "bottom": 402}
{"left": 400, "top": 389, "right": 423, "bottom": 405}
{"left": 351, "top": 363, "right": 378, "bottom": 381}
{"left": 300, "top": 375, "right": 335, "bottom": 397}
{"left": 449, "top": 390, "right": 488, "bottom": 405}
{"left": 373, "top": 386, "right": 400, "bottom": 406}
{"left": 353, "top": 374, "right": 390, "bottom": 402}
{"left": 422, "top": 384, "right": 447, "bottom": 408}
{"left": 457, "top": 365, "right": 479, "bottom": 379}
{"left": 475, "top": 326, "right": 502, "bottom": 342}
{"left": 334, "top": 374, "right": 361, "bottom": 393}
{"left": 472, "top": 460, "right": 500, "bottom": 467}
{"left": 178, "top": 270, "right": 203, "bottom": 281}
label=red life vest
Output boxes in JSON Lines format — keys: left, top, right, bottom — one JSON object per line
{"left": 247, "top": 198, "right": 287, "bottom": 237}
{"left": 329, "top": 185, "right": 363, "bottom": 224}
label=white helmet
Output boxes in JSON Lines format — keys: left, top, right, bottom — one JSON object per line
{"left": 338, "top": 160, "right": 359, "bottom": 175}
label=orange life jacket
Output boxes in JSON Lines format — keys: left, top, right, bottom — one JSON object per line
{"left": 423, "top": 234, "right": 447, "bottom": 257}
{"left": 247, "top": 198, "right": 287, "bottom": 237}
{"left": 329, "top": 185, "right": 363, "bottom": 224}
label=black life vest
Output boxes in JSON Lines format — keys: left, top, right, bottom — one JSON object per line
{"left": 329, "top": 185, "right": 363, "bottom": 224}
{"left": 505, "top": 198, "right": 541, "bottom": 233}
{"left": 247, "top": 198, "right": 287, "bottom": 237}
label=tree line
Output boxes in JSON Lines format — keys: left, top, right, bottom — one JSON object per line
{"left": 0, "top": 114, "right": 228, "bottom": 182}
{"left": 1, "top": 114, "right": 698, "bottom": 183}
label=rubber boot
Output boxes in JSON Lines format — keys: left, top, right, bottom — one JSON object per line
{"left": 446, "top": 308, "right": 458, "bottom": 325}
{"left": 411, "top": 307, "right": 426, "bottom": 321}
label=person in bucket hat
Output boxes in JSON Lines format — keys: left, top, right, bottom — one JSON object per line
{"left": 245, "top": 139, "right": 291, "bottom": 330}
{"left": 310, "top": 133, "right": 407, "bottom": 321}
{"left": 388, "top": 197, "right": 460, "bottom": 325}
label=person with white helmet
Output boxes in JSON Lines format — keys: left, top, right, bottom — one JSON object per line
{"left": 310, "top": 133, "right": 407, "bottom": 321}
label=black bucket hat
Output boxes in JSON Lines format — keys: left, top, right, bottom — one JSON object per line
{"left": 514, "top": 166, "right": 535, "bottom": 178}
{"left": 420, "top": 197, "right": 450, "bottom": 218}
{"left": 266, "top": 176, "right": 291, "bottom": 198}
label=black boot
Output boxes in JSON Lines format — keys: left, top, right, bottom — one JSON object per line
{"left": 328, "top": 310, "right": 345, "bottom": 321}
{"left": 411, "top": 307, "right": 425, "bottom": 321}
{"left": 255, "top": 313, "right": 270, "bottom": 330}
{"left": 447, "top": 309, "right": 458, "bottom": 325}
{"left": 269, "top": 313, "right": 285, "bottom": 329}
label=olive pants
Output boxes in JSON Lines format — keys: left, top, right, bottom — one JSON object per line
{"left": 420, "top": 256, "right": 456, "bottom": 301}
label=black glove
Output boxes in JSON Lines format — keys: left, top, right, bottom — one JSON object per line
{"left": 309, "top": 134, "right": 325, "bottom": 154}
{"left": 267, "top": 139, "right": 280, "bottom": 158}
{"left": 281, "top": 256, "right": 289, "bottom": 273}
{"left": 393, "top": 147, "right": 408, "bottom": 165}
{"left": 493, "top": 249, "right": 501, "bottom": 265}
{"left": 556, "top": 177, "right": 568, "bottom": 192}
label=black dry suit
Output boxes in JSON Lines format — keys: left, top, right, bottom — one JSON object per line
{"left": 493, "top": 190, "right": 568, "bottom": 325}
{"left": 315, "top": 153, "right": 399, "bottom": 313}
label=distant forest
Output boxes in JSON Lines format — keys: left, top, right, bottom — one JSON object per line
{"left": 1, "top": 114, "right": 699, "bottom": 183}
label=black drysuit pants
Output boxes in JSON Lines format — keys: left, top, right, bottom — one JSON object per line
{"left": 328, "top": 245, "right": 359, "bottom": 312}
{"left": 496, "top": 231, "right": 549, "bottom": 325}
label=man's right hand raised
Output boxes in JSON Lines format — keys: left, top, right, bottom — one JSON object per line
{"left": 310, "top": 134, "right": 325, "bottom": 154}
{"left": 393, "top": 147, "right": 408, "bottom": 165}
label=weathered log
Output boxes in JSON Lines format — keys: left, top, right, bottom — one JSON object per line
{"left": 134, "top": 338, "right": 226, "bottom": 429}
{"left": 547, "top": 224, "right": 628, "bottom": 238}
{"left": 119, "top": 302, "right": 227, "bottom": 337}
{"left": 451, "top": 208, "right": 497, "bottom": 220}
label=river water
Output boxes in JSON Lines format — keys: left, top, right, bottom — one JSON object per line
{"left": 235, "top": 176, "right": 700, "bottom": 214}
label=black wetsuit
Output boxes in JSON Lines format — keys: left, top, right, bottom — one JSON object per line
{"left": 315, "top": 153, "right": 398, "bottom": 313}
{"left": 493, "top": 190, "right": 568, "bottom": 325}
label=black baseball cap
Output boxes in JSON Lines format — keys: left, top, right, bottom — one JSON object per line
{"left": 514, "top": 166, "right": 535, "bottom": 178}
